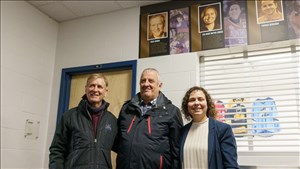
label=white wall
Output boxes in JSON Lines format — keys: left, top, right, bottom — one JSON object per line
{"left": 1, "top": 1, "right": 58, "bottom": 169}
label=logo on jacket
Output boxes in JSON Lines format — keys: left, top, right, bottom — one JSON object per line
{"left": 105, "top": 124, "right": 112, "bottom": 131}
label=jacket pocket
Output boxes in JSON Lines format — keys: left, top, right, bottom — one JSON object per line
{"left": 127, "top": 115, "right": 136, "bottom": 133}
{"left": 159, "top": 154, "right": 163, "bottom": 169}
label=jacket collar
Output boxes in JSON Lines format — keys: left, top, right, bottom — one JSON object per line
{"left": 208, "top": 117, "right": 216, "bottom": 163}
{"left": 127, "top": 92, "right": 171, "bottom": 115}
{"left": 131, "top": 92, "right": 171, "bottom": 107}
{"left": 78, "top": 94, "right": 110, "bottom": 118}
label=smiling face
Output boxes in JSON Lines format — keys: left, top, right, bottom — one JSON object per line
{"left": 229, "top": 4, "right": 242, "bottom": 20}
{"left": 139, "top": 69, "right": 162, "bottom": 104}
{"left": 149, "top": 15, "right": 165, "bottom": 38}
{"left": 203, "top": 7, "right": 217, "bottom": 25}
{"left": 261, "top": 0, "right": 277, "bottom": 15}
{"left": 85, "top": 77, "right": 108, "bottom": 108}
{"left": 176, "top": 16, "right": 183, "bottom": 23}
{"left": 187, "top": 90, "right": 208, "bottom": 122}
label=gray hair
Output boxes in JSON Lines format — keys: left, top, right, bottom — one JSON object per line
{"left": 141, "top": 68, "right": 161, "bottom": 83}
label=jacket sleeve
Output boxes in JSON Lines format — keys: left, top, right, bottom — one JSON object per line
{"left": 112, "top": 109, "right": 122, "bottom": 153}
{"left": 219, "top": 123, "right": 240, "bottom": 169}
{"left": 112, "top": 102, "right": 129, "bottom": 153}
{"left": 111, "top": 130, "right": 119, "bottom": 153}
{"left": 49, "top": 113, "right": 70, "bottom": 169}
{"left": 169, "top": 106, "right": 183, "bottom": 169}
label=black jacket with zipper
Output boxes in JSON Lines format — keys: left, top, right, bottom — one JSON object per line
{"left": 49, "top": 98, "right": 118, "bottom": 169}
{"left": 115, "top": 92, "right": 183, "bottom": 169}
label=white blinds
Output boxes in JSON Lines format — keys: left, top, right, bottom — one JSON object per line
{"left": 199, "top": 45, "right": 300, "bottom": 152}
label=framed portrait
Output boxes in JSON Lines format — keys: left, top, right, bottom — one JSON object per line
{"left": 223, "top": 0, "right": 248, "bottom": 47}
{"left": 198, "top": 2, "right": 222, "bottom": 33}
{"left": 256, "top": 0, "right": 284, "bottom": 24}
{"left": 147, "top": 12, "right": 168, "bottom": 40}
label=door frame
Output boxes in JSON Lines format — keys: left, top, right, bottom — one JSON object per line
{"left": 57, "top": 60, "right": 137, "bottom": 124}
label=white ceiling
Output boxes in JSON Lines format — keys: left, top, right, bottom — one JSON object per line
{"left": 26, "top": 1, "right": 169, "bottom": 23}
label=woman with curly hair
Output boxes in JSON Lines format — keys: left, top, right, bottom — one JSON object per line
{"left": 179, "top": 86, "right": 239, "bottom": 169}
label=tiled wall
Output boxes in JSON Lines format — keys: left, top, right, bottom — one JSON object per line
{"left": 1, "top": 1, "right": 58, "bottom": 168}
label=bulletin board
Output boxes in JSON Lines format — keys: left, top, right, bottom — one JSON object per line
{"left": 139, "top": 0, "right": 299, "bottom": 58}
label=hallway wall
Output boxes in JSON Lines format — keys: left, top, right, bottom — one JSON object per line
{"left": 1, "top": 1, "right": 58, "bottom": 168}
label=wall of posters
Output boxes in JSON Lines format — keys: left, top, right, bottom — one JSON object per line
{"left": 139, "top": 1, "right": 299, "bottom": 58}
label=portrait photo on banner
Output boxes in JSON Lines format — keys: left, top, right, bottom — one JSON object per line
{"left": 169, "top": 7, "right": 190, "bottom": 54}
{"left": 198, "top": 2, "right": 222, "bottom": 33}
{"left": 256, "top": 0, "right": 284, "bottom": 24}
{"left": 285, "top": 0, "right": 300, "bottom": 39}
{"left": 223, "top": 0, "right": 248, "bottom": 47}
{"left": 147, "top": 12, "right": 168, "bottom": 40}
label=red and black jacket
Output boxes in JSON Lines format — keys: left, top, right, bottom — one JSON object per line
{"left": 115, "top": 92, "right": 183, "bottom": 169}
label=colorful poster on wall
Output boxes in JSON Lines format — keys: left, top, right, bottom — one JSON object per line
{"left": 198, "top": 2, "right": 224, "bottom": 50}
{"left": 223, "top": 0, "right": 248, "bottom": 47}
{"left": 169, "top": 7, "right": 190, "bottom": 54}
{"left": 285, "top": 0, "right": 300, "bottom": 39}
{"left": 226, "top": 98, "right": 247, "bottom": 135}
{"left": 148, "top": 12, "right": 169, "bottom": 56}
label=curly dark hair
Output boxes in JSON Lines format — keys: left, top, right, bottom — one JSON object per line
{"left": 181, "top": 86, "right": 216, "bottom": 121}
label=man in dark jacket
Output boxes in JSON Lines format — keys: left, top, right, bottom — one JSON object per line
{"left": 115, "top": 68, "right": 183, "bottom": 169}
{"left": 49, "top": 73, "right": 118, "bottom": 169}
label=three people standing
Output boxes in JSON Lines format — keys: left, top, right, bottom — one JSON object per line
{"left": 49, "top": 69, "right": 239, "bottom": 169}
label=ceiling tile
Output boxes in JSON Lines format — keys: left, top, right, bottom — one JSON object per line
{"left": 116, "top": 1, "right": 168, "bottom": 9}
{"left": 62, "top": 1, "right": 122, "bottom": 17}
{"left": 136, "top": 0, "right": 170, "bottom": 7}
{"left": 27, "top": 1, "right": 56, "bottom": 7}
{"left": 38, "top": 2, "right": 77, "bottom": 22}
{"left": 27, "top": 0, "right": 171, "bottom": 23}
{"left": 116, "top": 1, "right": 143, "bottom": 9}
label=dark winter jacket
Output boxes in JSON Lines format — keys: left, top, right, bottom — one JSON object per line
{"left": 115, "top": 92, "right": 183, "bottom": 169}
{"left": 49, "top": 99, "right": 118, "bottom": 169}
{"left": 179, "top": 118, "right": 239, "bottom": 169}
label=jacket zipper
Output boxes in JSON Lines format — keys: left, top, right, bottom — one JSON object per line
{"left": 127, "top": 115, "right": 136, "bottom": 133}
{"left": 88, "top": 110, "right": 105, "bottom": 143}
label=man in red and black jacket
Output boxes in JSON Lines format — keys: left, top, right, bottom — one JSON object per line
{"left": 114, "top": 68, "right": 183, "bottom": 169}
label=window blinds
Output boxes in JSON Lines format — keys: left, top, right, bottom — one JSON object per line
{"left": 199, "top": 45, "right": 300, "bottom": 152}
